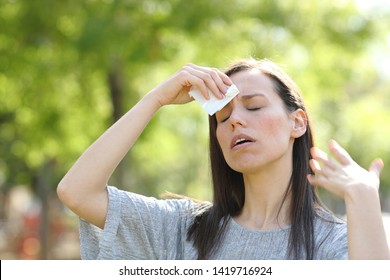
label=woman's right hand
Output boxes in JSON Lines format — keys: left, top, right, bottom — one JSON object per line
{"left": 57, "top": 63, "right": 232, "bottom": 229}
{"left": 151, "top": 63, "right": 233, "bottom": 107}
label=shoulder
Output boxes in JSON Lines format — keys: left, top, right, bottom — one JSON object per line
{"left": 314, "top": 208, "right": 347, "bottom": 237}
{"left": 81, "top": 186, "right": 208, "bottom": 259}
{"left": 313, "top": 209, "right": 348, "bottom": 259}
{"left": 107, "top": 185, "right": 209, "bottom": 221}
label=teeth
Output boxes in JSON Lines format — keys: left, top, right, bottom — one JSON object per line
{"left": 235, "top": 138, "right": 247, "bottom": 145}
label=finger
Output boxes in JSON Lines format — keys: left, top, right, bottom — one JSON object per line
{"left": 207, "top": 69, "right": 227, "bottom": 98}
{"left": 328, "top": 139, "right": 353, "bottom": 165}
{"left": 193, "top": 69, "right": 224, "bottom": 99}
{"left": 307, "top": 174, "right": 328, "bottom": 188}
{"left": 185, "top": 64, "right": 230, "bottom": 99}
{"left": 180, "top": 69, "right": 210, "bottom": 100}
{"left": 310, "top": 147, "right": 338, "bottom": 171}
{"left": 307, "top": 174, "right": 343, "bottom": 198}
{"left": 209, "top": 68, "right": 233, "bottom": 94}
{"left": 189, "top": 64, "right": 232, "bottom": 87}
{"left": 220, "top": 71, "right": 233, "bottom": 86}
{"left": 369, "top": 158, "right": 384, "bottom": 178}
{"left": 309, "top": 159, "right": 327, "bottom": 177}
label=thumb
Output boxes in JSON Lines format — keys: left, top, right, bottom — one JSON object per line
{"left": 369, "top": 158, "right": 384, "bottom": 178}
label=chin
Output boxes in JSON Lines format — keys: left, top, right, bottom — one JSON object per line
{"left": 228, "top": 161, "right": 261, "bottom": 174}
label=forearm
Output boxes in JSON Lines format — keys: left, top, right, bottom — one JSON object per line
{"left": 57, "top": 63, "right": 231, "bottom": 227}
{"left": 58, "top": 91, "right": 162, "bottom": 209}
{"left": 345, "top": 186, "right": 390, "bottom": 259}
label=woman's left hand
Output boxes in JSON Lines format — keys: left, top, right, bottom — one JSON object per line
{"left": 307, "top": 139, "right": 383, "bottom": 199}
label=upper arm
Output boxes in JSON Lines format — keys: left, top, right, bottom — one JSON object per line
{"left": 57, "top": 182, "right": 108, "bottom": 229}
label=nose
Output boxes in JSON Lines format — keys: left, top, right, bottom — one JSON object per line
{"left": 229, "top": 107, "right": 247, "bottom": 129}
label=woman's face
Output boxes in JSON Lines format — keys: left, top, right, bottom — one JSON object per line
{"left": 215, "top": 68, "right": 300, "bottom": 174}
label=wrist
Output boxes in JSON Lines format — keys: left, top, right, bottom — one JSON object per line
{"left": 142, "top": 89, "right": 165, "bottom": 111}
{"left": 344, "top": 183, "right": 380, "bottom": 206}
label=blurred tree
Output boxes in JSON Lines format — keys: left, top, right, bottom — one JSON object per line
{"left": 1, "top": 0, "right": 389, "bottom": 195}
{"left": 0, "top": 0, "right": 389, "bottom": 257}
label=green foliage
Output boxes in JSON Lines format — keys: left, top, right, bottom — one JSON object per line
{"left": 1, "top": 0, "right": 389, "bottom": 199}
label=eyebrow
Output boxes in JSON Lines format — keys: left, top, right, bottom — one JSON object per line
{"left": 239, "top": 93, "right": 267, "bottom": 100}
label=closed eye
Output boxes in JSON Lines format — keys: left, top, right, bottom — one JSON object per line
{"left": 218, "top": 108, "right": 261, "bottom": 123}
{"left": 219, "top": 115, "right": 230, "bottom": 123}
{"left": 247, "top": 107, "right": 262, "bottom": 111}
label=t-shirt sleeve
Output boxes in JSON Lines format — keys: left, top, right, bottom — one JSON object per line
{"left": 324, "top": 222, "right": 348, "bottom": 259}
{"left": 315, "top": 213, "right": 348, "bottom": 260}
{"left": 79, "top": 186, "right": 196, "bottom": 260}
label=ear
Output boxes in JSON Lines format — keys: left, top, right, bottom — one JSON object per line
{"left": 290, "top": 109, "right": 307, "bottom": 138}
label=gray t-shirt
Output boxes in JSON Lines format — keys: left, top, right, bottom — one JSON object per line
{"left": 79, "top": 186, "right": 348, "bottom": 259}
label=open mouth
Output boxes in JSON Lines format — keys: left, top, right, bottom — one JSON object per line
{"left": 234, "top": 138, "right": 252, "bottom": 146}
{"left": 231, "top": 135, "right": 255, "bottom": 149}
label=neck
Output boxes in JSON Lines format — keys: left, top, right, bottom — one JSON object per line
{"left": 235, "top": 155, "right": 293, "bottom": 230}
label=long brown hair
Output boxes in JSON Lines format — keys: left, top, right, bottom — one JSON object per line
{"left": 187, "top": 58, "right": 323, "bottom": 259}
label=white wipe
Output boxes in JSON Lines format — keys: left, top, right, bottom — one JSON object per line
{"left": 188, "top": 84, "right": 239, "bottom": 116}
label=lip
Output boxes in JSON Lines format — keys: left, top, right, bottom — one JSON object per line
{"left": 230, "top": 133, "right": 256, "bottom": 149}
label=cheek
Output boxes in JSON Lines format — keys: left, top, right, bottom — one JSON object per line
{"left": 216, "top": 127, "right": 224, "bottom": 147}
{"left": 265, "top": 116, "right": 281, "bottom": 131}
{"left": 216, "top": 126, "right": 230, "bottom": 152}
{"left": 259, "top": 113, "right": 292, "bottom": 137}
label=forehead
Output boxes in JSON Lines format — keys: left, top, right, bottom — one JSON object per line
{"left": 229, "top": 68, "right": 276, "bottom": 96}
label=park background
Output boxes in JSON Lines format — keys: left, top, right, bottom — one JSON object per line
{"left": 1, "top": 0, "right": 390, "bottom": 259}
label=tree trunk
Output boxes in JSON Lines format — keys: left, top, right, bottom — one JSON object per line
{"left": 36, "top": 160, "right": 54, "bottom": 259}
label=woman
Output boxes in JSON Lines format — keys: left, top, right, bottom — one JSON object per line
{"left": 57, "top": 58, "right": 389, "bottom": 259}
